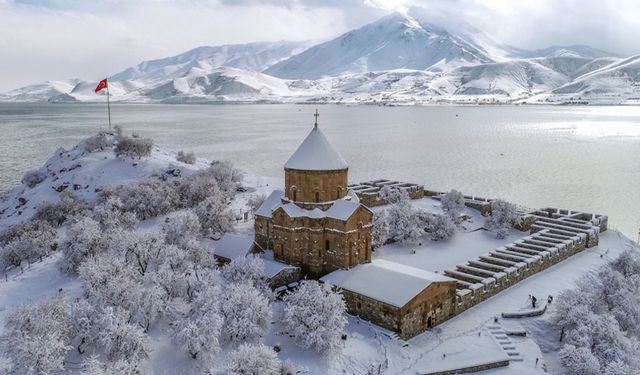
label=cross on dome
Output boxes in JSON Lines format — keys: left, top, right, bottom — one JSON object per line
{"left": 314, "top": 109, "right": 319, "bottom": 128}
{"left": 284, "top": 110, "right": 348, "bottom": 171}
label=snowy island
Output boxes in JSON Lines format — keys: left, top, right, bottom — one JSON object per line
{"left": 0, "top": 122, "right": 638, "bottom": 375}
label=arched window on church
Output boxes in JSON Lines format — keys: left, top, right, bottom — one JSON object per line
{"left": 293, "top": 189, "right": 297, "bottom": 202}
{"left": 325, "top": 239, "right": 330, "bottom": 252}
{"left": 315, "top": 191, "right": 320, "bottom": 203}
{"left": 336, "top": 188, "right": 341, "bottom": 199}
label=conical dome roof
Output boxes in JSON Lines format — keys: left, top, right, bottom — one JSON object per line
{"left": 285, "top": 126, "right": 348, "bottom": 171}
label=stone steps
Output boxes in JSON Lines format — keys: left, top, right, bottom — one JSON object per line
{"left": 487, "top": 323, "right": 524, "bottom": 364}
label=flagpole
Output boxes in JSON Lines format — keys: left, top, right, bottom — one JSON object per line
{"left": 106, "top": 76, "right": 112, "bottom": 132}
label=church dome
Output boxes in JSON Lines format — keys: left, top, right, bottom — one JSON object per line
{"left": 284, "top": 126, "right": 348, "bottom": 171}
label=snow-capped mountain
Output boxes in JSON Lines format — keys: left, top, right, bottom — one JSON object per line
{"left": 264, "top": 13, "right": 497, "bottom": 79}
{"left": 2, "top": 12, "right": 638, "bottom": 105}
{"left": 111, "top": 41, "right": 311, "bottom": 83}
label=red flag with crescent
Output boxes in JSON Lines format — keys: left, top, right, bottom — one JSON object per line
{"left": 95, "top": 78, "right": 108, "bottom": 93}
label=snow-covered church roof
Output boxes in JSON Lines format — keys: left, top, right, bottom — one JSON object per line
{"left": 284, "top": 126, "right": 348, "bottom": 171}
{"left": 254, "top": 190, "right": 364, "bottom": 221}
{"left": 320, "top": 259, "right": 456, "bottom": 308}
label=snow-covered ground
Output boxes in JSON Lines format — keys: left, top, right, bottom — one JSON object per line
{"left": 372, "top": 198, "right": 523, "bottom": 273}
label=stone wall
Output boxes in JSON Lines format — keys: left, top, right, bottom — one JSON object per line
{"left": 285, "top": 168, "right": 348, "bottom": 206}
{"left": 338, "top": 280, "right": 457, "bottom": 340}
{"left": 350, "top": 179, "right": 424, "bottom": 207}
{"left": 421, "top": 360, "right": 510, "bottom": 375}
{"left": 270, "top": 205, "right": 373, "bottom": 277}
{"left": 453, "top": 228, "right": 590, "bottom": 314}
{"left": 267, "top": 267, "right": 302, "bottom": 289}
{"left": 398, "top": 281, "right": 458, "bottom": 339}
{"left": 425, "top": 190, "right": 493, "bottom": 216}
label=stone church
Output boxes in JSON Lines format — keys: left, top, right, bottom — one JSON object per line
{"left": 254, "top": 117, "right": 373, "bottom": 277}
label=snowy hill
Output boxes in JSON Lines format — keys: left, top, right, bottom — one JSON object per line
{"left": 550, "top": 55, "right": 640, "bottom": 102}
{"left": 510, "top": 44, "right": 617, "bottom": 59}
{"left": 0, "top": 133, "right": 206, "bottom": 229}
{"left": 264, "top": 13, "right": 497, "bottom": 79}
{"left": 1, "top": 12, "right": 637, "bottom": 104}
{"left": 111, "top": 41, "right": 311, "bottom": 83}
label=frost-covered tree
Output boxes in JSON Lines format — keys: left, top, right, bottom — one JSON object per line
{"left": 559, "top": 345, "right": 601, "bottom": 375}
{"left": 98, "top": 306, "right": 149, "bottom": 367}
{"left": 79, "top": 241, "right": 168, "bottom": 331}
{"left": 172, "top": 283, "right": 223, "bottom": 365}
{"left": 283, "top": 280, "right": 347, "bottom": 353}
{"left": 247, "top": 194, "right": 267, "bottom": 214}
{"left": 440, "top": 190, "right": 466, "bottom": 221}
{"left": 279, "top": 360, "right": 299, "bottom": 375}
{"left": 176, "top": 150, "right": 196, "bottom": 165}
{"left": 378, "top": 185, "right": 405, "bottom": 204}
{"left": 207, "top": 160, "right": 243, "bottom": 199}
{"left": 385, "top": 189, "right": 424, "bottom": 244}
{"left": 0, "top": 220, "right": 57, "bottom": 266}
{"left": 34, "top": 191, "right": 86, "bottom": 227}
{"left": 92, "top": 196, "right": 138, "bottom": 229}
{"left": 221, "top": 254, "right": 266, "bottom": 287}
{"left": 59, "top": 217, "right": 108, "bottom": 274}
{"left": 371, "top": 211, "right": 389, "bottom": 248}
{"left": 22, "top": 168, "right": 48, "bottom": 188}
{"left": 611, "top": 250, "right": 640, "bottom": 277}
{"left": 2, "top": 291, "right": 71, "bottom": 375}
{"left": 553, "top": 253, "right": 640, "bottom": 374}
{"left": 70, "top": 298, "right": 101, "bottom": 355}
{"left": 219, "top": 282, "right": 272, "bottom": 343}
{"left": 425, "top": 214, "right": 456, "bottom": 241}
{"left": 196, "top": 195, "right": 234, "bottom": 238}
{"left": 114, "top": 134, "right": 153, "bottom": 159}
{"left": 179, "top": 162, "right": 241, "bottom": 208}
{"left": 111, "top": 179, "right": 181, "bottom": 220}
{"left": 84, "top": 132, "right": 110, "bottom": 153}
{"left": 226, "top": 343, "right": 281, "bottom": 375}
{"left": 163, "top": 211, "right": 200, "bottom": 250}
{"left": 485, "top": 199, "right": 519, "bottom": 239}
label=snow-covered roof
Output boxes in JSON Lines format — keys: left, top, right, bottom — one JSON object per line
{"left": 320, "top": 259, "right": 455, "bottom": 308}
{"left": 255, "top": 190, "right": 284, "bottom": 218}
{"left": 284, "top": 126, "right": 348, "bottom": 171}
{"left": 263, "top": 258, "right": 298, "bottom": 279}
{"left": 278, "top": 200, "right": 360, "bottom": 221}
{"left": 212, "top": 234, "right": 255, "bottom": 260}
{"left": 324, "top": 199, "right": 361, "bottom": 221}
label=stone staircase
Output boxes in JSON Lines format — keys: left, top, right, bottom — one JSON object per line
{"left": 487, "top": 324, "right": 523, "bottom": 363}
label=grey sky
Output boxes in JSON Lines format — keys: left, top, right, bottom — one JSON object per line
{"left": 1, "top": 0, "right": 638, "bottom": 91}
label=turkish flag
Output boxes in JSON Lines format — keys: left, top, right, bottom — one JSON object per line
{"left": 95, "top": 78, "right": 108, "bottom": 93}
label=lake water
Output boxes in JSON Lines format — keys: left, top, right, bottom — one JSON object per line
{"left": 0, "top": 103, "right": 639, "bottom": 238}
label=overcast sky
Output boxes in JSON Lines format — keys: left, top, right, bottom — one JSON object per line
{"left": 1, "top": 0, "right": 639, "bottom": 91}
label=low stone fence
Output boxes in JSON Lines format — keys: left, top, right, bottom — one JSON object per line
{"left": 426, "top": 190, "right": 493, "bottom": 216}
{"left": 421, "top": 360, "right": 510, "bottom": 375}
{"left": 502, "top": 305, "right": 547, "bottom": 318}
{"left": 350, "top": 179, "right": 424, "bottom": 207}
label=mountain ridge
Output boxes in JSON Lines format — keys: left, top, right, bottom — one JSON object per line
{"left": 2, "top": 12, "right": 639, "bottom": 105}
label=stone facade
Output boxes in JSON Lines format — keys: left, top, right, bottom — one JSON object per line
{"left": 340, "top": 279, "right": 457, "bottom": 340}
{"left": 271, "top": 206, "right": 373, "bottom": 277}
{"left": 285, "top": 168, "right": 348, "bottom": 208}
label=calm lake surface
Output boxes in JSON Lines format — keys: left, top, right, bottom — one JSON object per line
{"left": 0, "top": 103, "right": 639, "bottom": 238}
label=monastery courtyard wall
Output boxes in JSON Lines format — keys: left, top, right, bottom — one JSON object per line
{"left": 338, "top": 183, "right": 609, "bottom": 339}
